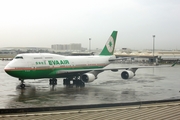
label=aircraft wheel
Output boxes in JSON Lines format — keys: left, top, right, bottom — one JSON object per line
{"left": 63, "top": 79, "right": 66, "bottom": 85}
{"left": 75, "top": 80, "right": 80, "bottom": 88}
{"left": 50, "top": 78, "right": 57, "bottom": 85}
{"left": 55, "top": 79, "right": 57, "bottom": 85}
{"left": 80, "top": 81, "right": 85, "bottom": 88}
{"left": 53, "top": 78, "right": 57, "bottom": 85}
{"left": 20, "top": 84, "right": 25, "bottom": 89}
{"left": 73, "top": 80, "right": 76, "bottom": 85}
{"left": 49, "top": 79, "right": 52, "bottom": 85}
{"left": 66, "top": 79, "right": 70, "bottom": 86}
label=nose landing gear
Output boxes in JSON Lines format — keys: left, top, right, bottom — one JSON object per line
{"left": 19, "top": 79, "right": 25, "bottom": 89}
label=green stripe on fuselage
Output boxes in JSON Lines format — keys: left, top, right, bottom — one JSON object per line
{"left": 6, "top": 65, "right": 105, "bottom": 79}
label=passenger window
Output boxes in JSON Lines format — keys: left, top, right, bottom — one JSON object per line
{"left": 45, "top": 57, "right": 53, "bottom": 59}
{"left": 15, "top": 56, "right": 23, "bottom": 59}
{"left": 34, "top": 57, "right": 43, "bottom": 59}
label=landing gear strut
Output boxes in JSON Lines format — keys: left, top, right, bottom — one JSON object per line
{"left": 63, "top": 76, "right": 85, "bottom": 88}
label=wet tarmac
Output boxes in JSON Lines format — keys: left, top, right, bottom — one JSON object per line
{"left": 0, "top": 61, "right": 180, "bottom": 108}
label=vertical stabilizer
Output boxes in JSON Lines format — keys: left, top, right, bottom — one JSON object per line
{"left": 99, "top": 31, "right": 118, "bottom": 55}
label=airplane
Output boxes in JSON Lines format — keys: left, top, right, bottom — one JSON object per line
{"left": 4, "top": 31, "right": 176, "bottom": 89}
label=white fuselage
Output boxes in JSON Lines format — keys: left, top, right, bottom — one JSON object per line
{"left": 4, "top": 53, "right": 115, "bottom": 79}
{"left": 5, "top": 53, "right": 113, "bottom": 69}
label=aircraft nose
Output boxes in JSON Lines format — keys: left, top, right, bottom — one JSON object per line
{"left": 4, "top": 62, "right": 14, "bottom": 74}
{"left": 4, "top": 64, "right": 10, "bottom": 73}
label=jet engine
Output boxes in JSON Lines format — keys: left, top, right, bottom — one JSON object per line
{"left": 81, "top": 73, "right": 96, "bottom": 83}
{"left": 121, "top": 70, "right": 135, "bottom": 79}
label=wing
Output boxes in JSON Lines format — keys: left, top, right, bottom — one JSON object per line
{"left": 108, "top": 57, "right": 133, "bottom": 62}
{"left": 55, "top": 64, "right": 175, "bottom": 75}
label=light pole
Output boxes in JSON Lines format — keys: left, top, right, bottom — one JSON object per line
{"left": 153, "top": 35, "right": 155, "bottom": 63}
{"left": 89, "top": 38, "right": 91, "bottom": 52}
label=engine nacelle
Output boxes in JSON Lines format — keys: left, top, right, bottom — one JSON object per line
{"left": 81, "top": 73, "right": 96, "bottom": 83}
{"left": 121, "top": 70, "right": 135, "bottom": 79}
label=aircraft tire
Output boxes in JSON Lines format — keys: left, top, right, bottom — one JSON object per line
{"left": 75, "top": 80, "right": 80, "bottom": 88}
{"left": 66, "top": 79, "right": 70, "bottom": 86}
{"left": 73, "top": 80, "right": 76, "bottom": 85}
{"left": 20, "top": 84, "right": 25, "bottom": 89}
{"left": 53, "top": 78, "right": 57, "bottom": 85}
{"left": 80, "top": 82, "right": 85, "bottom": 88}
{"left": 63, "top": 79, "right": 66, "bottom": 85}
{"left": 55, "top": 79, "right": 57, "bottom": 85}
{"left": 49, "top": 79, "right": 52, "bottom": 85}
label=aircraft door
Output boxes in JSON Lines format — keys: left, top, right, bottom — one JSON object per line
{"left": 23, "top": 61, "right": 32, "bottom": 76}
{"left": 71, "top": 62, "right": 74, "bottom": 69}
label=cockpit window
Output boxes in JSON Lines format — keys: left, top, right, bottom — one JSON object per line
{"left": 15, "top": 56, "right": 23, "bottom": 59}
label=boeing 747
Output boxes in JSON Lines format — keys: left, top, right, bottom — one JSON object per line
{"left": 4, "top": 31, "right": 175, "bottom": 88}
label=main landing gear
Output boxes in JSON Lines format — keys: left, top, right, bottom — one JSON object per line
{"left": 49, "top": 77, "right": 85, "bottom": 88}
{"left": 49, "top": 78, "right": 57, "bottom": 85}
{"left": 63, "top": 76, "right": 85, "bottom": 88}
{"left": 49, "top": 78, "right": 57, "bottom": 91}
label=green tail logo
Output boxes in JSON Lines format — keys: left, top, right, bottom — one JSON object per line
{"left": 100, "top": 31, "right": 118, "bottom": 56}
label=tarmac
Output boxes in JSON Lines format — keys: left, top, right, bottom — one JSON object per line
{"left": 0, "top": 100, "right": 180, "bottom": 120}
{"left": 1, "top": 61, "right": 180, "bottom": 119}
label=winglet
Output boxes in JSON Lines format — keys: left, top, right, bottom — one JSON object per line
{"left": 171, "top": 62, "right": 176, "bottom": 67}
{"left": 171, "top": 59, "right": 179, "bottom": 67}
{"left": 99, "top": 31, "right": 118, "bottom": 56}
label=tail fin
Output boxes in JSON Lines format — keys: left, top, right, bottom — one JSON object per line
{"left": 99, "top": 31, "right": 118, "bottom": 56}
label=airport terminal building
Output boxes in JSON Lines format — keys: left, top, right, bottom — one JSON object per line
{"left": 114, "top": 48, "right": 180, "bottom": 64}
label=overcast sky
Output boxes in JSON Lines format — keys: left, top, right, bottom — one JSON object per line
{"left": 0, "top": 0, "right": 180, "bottom": 50}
